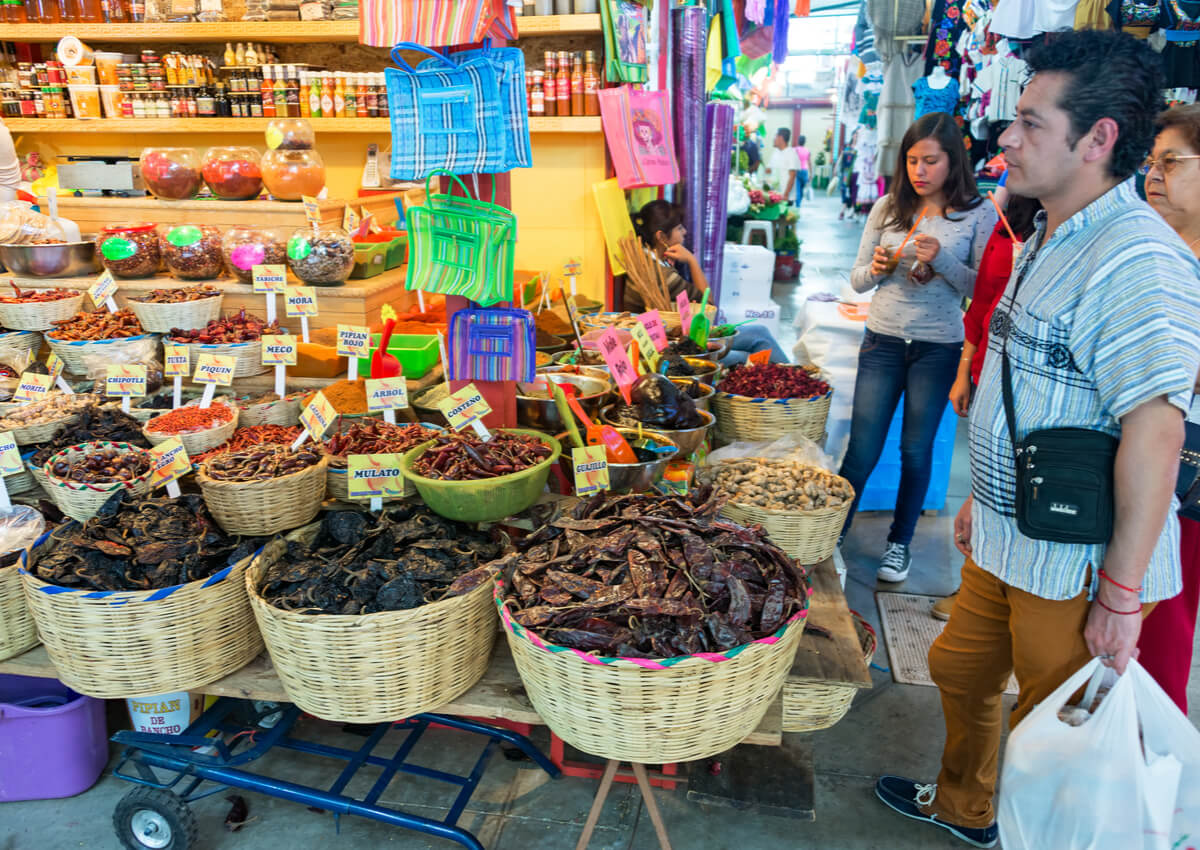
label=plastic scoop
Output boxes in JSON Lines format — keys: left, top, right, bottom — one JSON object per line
{"left": 689, "top": 289, "right": 711, "bottom": 347}
{"left": 551, "top": 380, "right": 585, "bottom": 449}
{"left": 559, "top": 383, "right": 637, "bottom": 464}
{"left": 370, "top": 315, "right": 401, "bottom": 379}
{"left": 711, "top": 319, "right": 752, "bottom": 337}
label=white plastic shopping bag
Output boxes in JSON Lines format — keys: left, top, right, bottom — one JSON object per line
{"left": 997, "top": 657, "right": 1200, "bottom": 850}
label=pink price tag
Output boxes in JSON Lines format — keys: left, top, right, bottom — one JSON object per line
{"left": 638, "top": 310, "right": 668, "bottom": 351}
{"left": 597, "top": 328, "right": 637, "bottom": 403}
{"left": 676, "top": 291, "right": 693, "bottom": 335}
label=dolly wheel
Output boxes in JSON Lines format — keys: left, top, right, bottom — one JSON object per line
{"left": 114, "top": 787, "right": 198, "bottom": 850}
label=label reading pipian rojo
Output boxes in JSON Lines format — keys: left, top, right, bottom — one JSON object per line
{"left": 149, "top": 438, "right": 191, "bottom": 490}
{"left": 299, "top": 391, "right": 337, "bottom": 440}
{"left": 572, "top": 445, "right": 609, "bottom": 496}
{"left": 346, "top": 453, "right": 404, "bottom": 500}
{"left": 0, "top": 431, "right": 22, "bottom": 476}
{"left": 285, "top": 286, "right": 318, "bottom": 317}
{"left": 365, "top": 377, "right": 409, "bottom": 411}
{"left": 252, "top": 263, "right": 287, "bottom": 294}
{"left": 437, "top": 384, "right": 492, "bottom": 433}
{"left": 105, "top": 364, "right": 147, "bottom": 397}
{"left": 13, "top": 372, "right": 52, "bottom": 404}
{"left": 261, "top": 334, "right": 297, "bottom": 366}
{"left": 163, "top": 343, "right": 189, "bottom": 378}
{"left": 193, "top": 354, "right": 237, "bottom": 386}
{"left": 336, "top": 324, "right": 371, "bottom": 358}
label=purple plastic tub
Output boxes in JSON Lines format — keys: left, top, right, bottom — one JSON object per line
{"left": 0, "top": 674, "right": 108, "bottom": 802}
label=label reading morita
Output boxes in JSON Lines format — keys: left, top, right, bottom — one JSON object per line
{"left": 148, "top": 438, "right": 191, "bottom": 490}
{"left": 105, "top": 364, "right": 147, "bottom": 397}
{"left": 336, "top": 324, "right": 370, "bottom": 358}
{"left": 252, "top": 263, "right": 287, "bottom": 294}
{"left": 572, "top": 445, "right": 609, "bottom": 496}
{"left": 261, "top": 334, "right": 297, "bottom": 366}
{"left": 13, "top": 372, "right": 52, "bottom": 404}
{"left": 193, "top": 354, "right": 236, "bottom": 386}
{"left": 299, "top": 391, "right": 337, "bottom": 440}
{"left": 88, "top": 269, "right": 118, "bottom": 307}
{"left": 365, "top": 377, "right": 408, "bottom": 411}
{"left": 346, "top": 453, "right": 404, "bottom": 500}
{"left": 0, "top": 431, "right": 22, "bottom": 476}
{"left": 163, "top": 343, "right": 189, "bottom": 378}
{"left": 285, "top": 286, "right": 318, "bottom": 317}
{"left": 437, "top": 384, "right": 492, "bottom": 432}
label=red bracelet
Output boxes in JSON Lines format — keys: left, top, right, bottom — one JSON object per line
{"left": 1096, "top": 597, "right": 1142, "bottom": 616}
{"left": 1099, "top": 569, "right": 1143, "bottom": 594}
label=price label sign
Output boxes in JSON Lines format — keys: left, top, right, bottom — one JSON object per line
{"left": 299, "top": 390, "right": 337, "bottom": 441}
{"left": 261, "top": 334, "right": 297, "bottom": 366}
{"left": 0, "top": 431, "right": 22, "bottom": 477}
{"left": 336, "top": 325, "right": 371, "bottom": 359}
{"left": 252, "top": 263, "right": 287, "bottom": 294}
{"left": 366, "top": 377, "right": 409, "bottom": 412}
{"left": 148, "top": 437, "right": 191, "bottom": 492}
{"left": 676, "top": 291, "right": 693, "bottom": 335}
{"left": 285, "top": 286, "right": 318, "bottom": 317}
{"left": 342, "top": 204, "right": 360, "bottom": 233}
{"left": 163, "top": 343, "right": 189, "bottom": 378}
{"left": 438, "top": 383, "right": 492, "bottom": 439}
{"left": 638, "top": 310, "right": 669, "bottom": 351}
{"left": 301, "top": 195, "right": 321, "bottom": 227}
{"left": 46, "top": 352, "right": 64, "bottom": 381}
{"left": 748, "top": 348, "right": 773, "bottom": 366}
{"left": 346, "top": 453, "right": 405, "bottom": 501}
{"left": 572, "top": 445, "right": 609, "bottom": 496}
{"left": 13, "top": 372, "right": 52, "bottom": 404}
{"left": 597, "top": 328, "right": 637, "bottom": 403}
{"left": 193, "top": 353, "right": 236, "bottom": 386}
{"left": 105, "top": 364, "right": 147, "bottom": 397}
{"left": 629, "top": 321, "right": 662, "bottom": 371}
{"left": 89, "top": 269, "right": 119, "bottom": 311}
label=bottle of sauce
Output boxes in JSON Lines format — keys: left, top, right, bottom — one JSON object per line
{"left": 308, "top": 71, "right": 322, "bottom": 118}
{"left": 584, "top": 50, "right": 600, "bottom": 116}
{"left": 343, "top": 72, "right": 356, "bottom": 118}
{"left": 555, "top": 50, "right": 569, "bottom": 117}
{"left": 273, "top": 64, "right": 287, "bottom": 117}
{"left": 28, "top": 0, "right": 60, "bottom": 21}
{"left": 529, "top": 70, "right": 545, "bottom": 115}
{"left": 570, "top": 52, "right": 584, "bottom": 117}
{"left": 356, "top": 74, "right": 368, "bottom": 118}
{"left": 543, "top": 51, "right": 556, "bottom": 117}
{"left": 365, "top": 73, "right": 378, "bottom": 117}
{"left": 320, "top": 72, "right": 334, "bottom": 118}
{"left": 285, "top": 65, "right": 300, "bottom": 116}
{"left": 376, "top": 73, "right": 388, "bottom": 117}
{"left": 223, "top": 42, "right": 236, "bottom": 67}
{"left": 333, "top": 72, "right": 345, "bottom": 118}
{"left": 260, "top": 64, "right": 276, "bottom": 118}
{"left": 235, "top": 42, "right": 245, "bottom": 66}
{"left": 298, "top": 70, "right": 310, "bottom": 117}
{"left": 3, "top": 0, "right": 28, "bottom": 23}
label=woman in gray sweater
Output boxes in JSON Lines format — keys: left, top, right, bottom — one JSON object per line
{"left": 839, "top": 112, "right": 997, "bottom": 582}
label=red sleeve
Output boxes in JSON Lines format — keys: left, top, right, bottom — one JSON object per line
{"left": 963, "top": 224, "right": 1012, "bottom": 346}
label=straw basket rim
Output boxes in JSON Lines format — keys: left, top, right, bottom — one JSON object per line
{"left": 127, "top": 291, "right": 224, "bottom": 333}
{"left": 143, "top": 401, "right": 237, "bottom": 437}
{"left": 43, "top": 330, "right": 157, "bottom": 346}
{"left": 400, "top": 428, "right": 561, "bottom": 489}
{"left": 0, "top": 292, "right": 86, "bottom": 331}
{"left": 195, "top": 450, "right": 328, "bottom": 490}
{"left": 42, "top": 440, "right": 154, "bottom": 493}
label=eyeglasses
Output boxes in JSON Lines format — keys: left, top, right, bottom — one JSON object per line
{"left": 1138, "top": 153, "right": 1200, "bottom": 176}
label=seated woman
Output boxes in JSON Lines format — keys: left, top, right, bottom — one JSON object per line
{"left": 625, "top": 200, "right": 787, "bottom": 366}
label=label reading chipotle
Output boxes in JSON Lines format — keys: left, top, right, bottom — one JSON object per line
{"left": 105, "top": 364, "right": 147, "bottom": 397}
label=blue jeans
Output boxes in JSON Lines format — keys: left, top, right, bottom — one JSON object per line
{"left": 795, "top": 169, "right": 809, "bottom": 208}
{"left": 722, "top": 324, "right": 790, "bottom": 367}
{"left": 837, "top": 329, "right": 961, "bottom": 545}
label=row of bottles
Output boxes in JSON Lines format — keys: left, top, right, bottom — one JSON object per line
{"left": 1, "top": 0, "right": 224, "bottom": 22}
{"left": 529, "top": 50, "right": 599, "bottom": 117}
{"left": 243, "top": 65, "right": 388, "bottom": 120}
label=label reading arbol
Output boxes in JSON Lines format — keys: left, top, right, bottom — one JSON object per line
{"left": 105, "top": 364, "right": 147, "bottom": 397}
{"left": 13, "top": 372, "right": 52, "bottom": 404}
{"left": 163, "top": 343, "right": 189, "bottom": 378}
{"left": 285, "top": 286, "right": 318, "bottom": 317}
{"left": 261, "top": 334, "right": 297, "bottom": 366}
{"left": 346, "top": 453, "right": 404, "bottom": 500}
{"left": 193, "top": 354, "right": 236, "bottom": 386}
{"left": 365, "top": 377, "right": 408, "bottom": 411}
{"left": 0, "top": 432, "right": 22, "bottom": 476}
{"left": 299, "top": 390, "right": 337, "bottom": 440}
{"left": 148, "top": 437, "right": 191, "bottom": 490}
{"left": 437, "top": 384, "right": 492, "bottom": 432}
{"left": 252, "top": 263, "right": 287, "bottom": 294}
{"left": 336, "top": 325, "right": 370, "bottom": 358}
{"left": 572, "top": 445, "right": 609, "bottom": 496}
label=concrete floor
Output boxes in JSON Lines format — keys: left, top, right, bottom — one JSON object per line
{"left": 3, "top": 193, "right": 1198, "bottom": 850}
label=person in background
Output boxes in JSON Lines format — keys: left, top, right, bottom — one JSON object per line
{"left": 0, "top": 119, "right": 20, "bottom": 202}
{"left": 741, "top": 138, "right": 762, "bottom": 175}
{"left": 876, "top": 31, "right": 1200, "bottom": 848}
{"left": 934, "top": 187, "right": 1042, "bottom": 621}
{"left": 766, "top": 127, "right": 801, "bottom": 200}
{"left": 625, "top": 200, "right": 788, "bottom": 366}
{"left": 839, "top": 131, "right": 860, "bottom": 220}
{"left": 1137, "top": 102, "right": 1200, "bottom": 714}
{"left": 793, "top": 134, "right": 812, "bottom": 209}
{"left": 839, "top": 112, "right": 997, "bottom": 582}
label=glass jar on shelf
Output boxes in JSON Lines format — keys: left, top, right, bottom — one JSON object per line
{"left": 97, "top": 223, "right": 162, "bottom": 279}
{"left": 162, "top": 224, "right": 224, "bottom": 280}
{"left": 221, "top": 225, "right": 286, "bottom": 283}
{"left": 261, "top": 148, "right": 325, "bottom": 201}
{"left": 139, "top": 147, "right": 203, "bottom": 200}
{"left": 264, "top": 117, "right": 315, "bottom": 151}
{"left": 286, "top": 226, "right": 354, "bottom": 286}
{"left": 201, "top": 146, "right": 262, "bottom": 200}
{"left": 196, "top": 0, "right": 223, "bottom": 21}
{"left": 162, "top": 0, "right": 194, "bottom": 20}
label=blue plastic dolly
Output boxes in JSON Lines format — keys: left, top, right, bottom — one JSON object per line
{"left": 109, "top": 697, "right": 561, "bottom": 850}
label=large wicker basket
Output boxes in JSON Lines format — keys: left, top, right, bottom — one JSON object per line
{"left": 236, "top": 392, "right": 304, "bottom": 427}
{"left": 196, "top": 453, "right": 327, "bottom": 535}
{"left": 0, "top": 563, "right": 37, "bottom": 661}
{"left": 712, "top": 366, "right": 833, "bottom": 444}
{"left": 128, "top": 292, "right": 223, "bottom": 334}
{"left": 498, "top": 579, "right": 809, "bottom": 763}
{"left": 0, "top": 292, "right": 85, "bottom": 331}
{"left": 42, "top": 441, "right": 154, "bottom": 524}
{"left": 19, "top": 529, "right": 263, "bottom": 698}
{"left": 8, "top": 409, "right": 84, "bottom": 447}
{"left": 172, "top": 339, "right": 270, "bottom": 378}
{"left": 144, "top": 403, "right": 239, "bottom": 457}
{"left": 0, "top": 329, "right": 42, "bottom": 358}
{"left": 245, "top": 525, "right": 498, "bottom": 723}
{"left": 44, "top": 333, "right": 159, "bottom": 376}
{"left": 782, "top": 610, "right": 876, "bottom": 733}
{"left": 720, "top": 485, "right": 854, "bottom": 566}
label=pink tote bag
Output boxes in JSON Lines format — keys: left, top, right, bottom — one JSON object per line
{"left": 599, "top": 85, "right": 681, "bottom": 189}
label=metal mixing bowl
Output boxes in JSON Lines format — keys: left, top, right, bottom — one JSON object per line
{"left": 554, "top": 427, "right": 678, "bottom": 493}
{"left": 0, "top": 240, "right": 100, "bottom": 278}
{"left": 670, "top": 378, "right": 715, "bottom": 414}
{"left": 678, "top": 357, "right": 719, "bottom": 386}
{"left": 601, "top": 405, "right": 714, "bottom": 459}
{"left": 517, "top": 373, "right": 611, "bottom": 433}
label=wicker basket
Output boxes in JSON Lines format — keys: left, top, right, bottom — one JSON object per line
{"left": 128, "top": 293, "right": 223, "bottom": 334}
{"left": 5, "top": 452, "right": 37, "bottom": 496}
{"left": 326, "top": 460, "right": 416, "bottom": 502}
{"left": 719, "top": 487, "right": 854, "bottom": 565}
{"left": 43, "top": 441, "right": 154, "bottom": 524}
{"left": 244, "top": 526, "right": 498, "bottom": 723}
{"left": 237, "top": 392, "right": 304, "bottom": 427}
{"left": 44, "top": 333, "right": 159, "bottom": 376}
{"left": 0, "top": 563, "right": 38, "bottom": 661}
{"left": 498, "top": 580, "right": 809, "bottom": 763}
{"left": 196, "top": 453, "right": 327, "bottom": 536}
{"left": 8, "top": 409, "right": 85, "bottom": 447}
{"left": 172, "top": 339, "right": 269, "bottom": 378}
{"left": 20, "top": 531, "right": 263, "bottom": 699}
{"left": 144, "top": 404, "right": 239, "bottom": 457}
{"left": 0, "top": 293, "right": 85, "bottom": 332}
{"left": 712, "top": 366, "right": 833, "bottom": 444}
{"left": 782, "top": 610, "right": 877, "bottom": 733}
{"left": 0, "top": 329, "right": 42, "bottom": 358}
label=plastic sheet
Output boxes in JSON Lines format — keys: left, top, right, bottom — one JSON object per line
{"left": 671, "top": 5, "right": 707, "bottom": 258}
{"left": 701, "top": 102, "right": 735, "bottom": 305}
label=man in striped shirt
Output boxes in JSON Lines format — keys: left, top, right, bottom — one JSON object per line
{"left": 875, "top": 30, "right": 1200, "bottom": 848}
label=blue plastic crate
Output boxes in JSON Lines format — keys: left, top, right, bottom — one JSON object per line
{"left": 856, "top": 398, "right": 958, "bottom": 513}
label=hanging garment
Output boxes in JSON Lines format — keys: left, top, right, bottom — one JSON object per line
{"left": 359, "top": 0, "right": 515, "bottom": 48}
{"left": 991, "top": 0, "right": 1080, "bottom": 39}
{"left": 1074, "top": 0, "right": 1114, "bottom": 27}
{"left": 924, "top": 0, "right": 970, "bottom": 76}
{"left": 878, "top": 49, "right": 924, "bottom": 176}
{"left": 913, "top": 75, "right": 961, "bottom": 117}
{"left": 1159, "top": 0, "right": 1200, "bottom": 87}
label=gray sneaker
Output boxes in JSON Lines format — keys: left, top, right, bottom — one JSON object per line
{"left": 878, "top": 542, "right": 911, "bottom": 582}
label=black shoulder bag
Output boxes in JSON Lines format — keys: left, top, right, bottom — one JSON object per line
{"left": 1000, "top": 257, "right": 1118, "bottom": 544}
{"left": 1174, "top": 413, "right": 1200, "bottom": 522}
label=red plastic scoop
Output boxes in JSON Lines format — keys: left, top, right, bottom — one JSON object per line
{"left": 370, "top": 316, "right": 401, "bottom": 379}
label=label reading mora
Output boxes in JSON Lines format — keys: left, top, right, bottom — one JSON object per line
{"left": 285, "top": 286, "right": 318, "bottom": 317}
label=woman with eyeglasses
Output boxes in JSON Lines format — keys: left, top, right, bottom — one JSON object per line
{"left": 1138, "top": 103, "right": 1200, "bottom": 714}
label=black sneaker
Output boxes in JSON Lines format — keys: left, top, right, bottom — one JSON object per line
{"left": 875, "top": 776, "right": 998, "bottom": 848}
{"left": 877, "top": 542, "right": 911, "bottom": 582}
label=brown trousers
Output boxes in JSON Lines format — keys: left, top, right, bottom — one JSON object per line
{"left": 927, "top": 557, "right": 1152, "bottom": 829}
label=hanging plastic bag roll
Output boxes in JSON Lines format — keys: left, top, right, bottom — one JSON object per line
{"left": 701, "top": 102, "right": 735, "bottom": 306}
{"left": 671, "top": 5, "right": 708, "bottom": 258}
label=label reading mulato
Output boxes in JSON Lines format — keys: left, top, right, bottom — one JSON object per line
{"left": 346, "top": 453, "right": 405, "bottom": 500}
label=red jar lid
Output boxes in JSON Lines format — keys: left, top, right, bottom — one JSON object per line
{"left": 102, "top": 222, "right": 157, "bottom": 234}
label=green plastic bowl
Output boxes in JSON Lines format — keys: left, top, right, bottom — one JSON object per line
{"left": 354, "top": 333, "right": 439, "bottom": 379}
{"left": 400, "top": 428, "right": 561, "bottom": 523}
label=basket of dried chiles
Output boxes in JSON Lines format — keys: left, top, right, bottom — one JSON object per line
{"left": 245, "top": 504, "right": 505, "bottom": 723}
{"left": 42, "top": 441, "right": 155, "bottom": 523}
{"left": 324, "top": 420, "right": 442, "bottom": 501}
{"left": 196, "top": 443, "right": 327, "bottom": 536}
{"left": 0, "top": 393, "right": 97, "bottom": 446}
{"left": 19, "top": 492, "right": 266, "bottom": 698}
{"left": 710, "top": 457, "right": 854, "bottom": 565}
{"left": 712, "top": 363, "right": 833, "bottom": 444}
{"left": 0, "top": 505, "right": 46, "bottom": 662}
{"left": 233, "top": 390, "right": 306, "bottom": 427}
{"left": 127, "top": 283, "right": 223, "bottom": 333}
{"left": 144, "top": 401, "right": 239, "bottom": 457}
{"left": 167, "top": 309, "right": 283, "bottom": 378}
{"left": 44, "top": 310, "right": 153, "bottom": 375}
{"left": 0, "top": 283, "right": 85, "bottom": 331}
{"left": 495, "top": 488, "right": 811, "bottom": 764}
{"left": 28, "top": 405, "right": 150, "bottom": 491}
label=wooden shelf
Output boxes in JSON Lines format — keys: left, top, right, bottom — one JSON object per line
{"left": 1, "top": 15, "right": 599, "bottom": 43}
{"left": 6, "top": 116, "right": 601, "bottom": 134}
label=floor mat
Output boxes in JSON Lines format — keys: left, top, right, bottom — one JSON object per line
{"left": 875, "top": 592, "right": 1018, "bottom": 695}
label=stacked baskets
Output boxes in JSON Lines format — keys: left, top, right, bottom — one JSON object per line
{"left": 782, "top": 610, "right": 877, "bottom": 732}
{"left": 171, "top": 338, "right": 270, "bottom": 378}
{"left": 711, "top": 364, "right": 833, "bottom": 444}
{"left": 0, "top": 562, "right": 37, "bottom": 661}
{"left": 45, "top": 333, "right": 159, "bottom": 376}
{"left": 196, "top": 451, "right": 327, "bottom": 536}
{"left": 127, "top": 290, "right": 223, "bottom": 334}
{"left": 42, "top": 441, "right": 154, "bottom": 523}
{"left": 236, "top": 391, "right": 305, "bottom": 427}
{"left": 144, "top": 403, "right": 240, "bottom": 457}
{"left": 0, "top": 329, "right": 43, "bottom": 360}
{"left": 0, "top": 291, "right": 85, "bottom": 331}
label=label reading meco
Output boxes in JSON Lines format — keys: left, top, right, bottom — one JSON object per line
{"left": 336, "top": 325, "right": 370, "bottom": 358}
{"left": 252, "top": 263, "right": 287, "bottom": 294}
{"left": 13, "top": 372, "right": 52, "bottom": 403}
{"left": 149, "top": 437, "right": 191, "bottom": 490}
{"left": 46, "top": 352, "right": 65, "bottom": 381}
{"left": 365, "top": 377, "right": 408, "bottom": 411}
{"left": 261, "top": 334, "right": 297, "bottom": 366}
{"left": 285, "top": 286, "right": 318, "bottom": 317}
{"left": 299, "top": 390, "right": 337, "bottom": 440}
{"left": 572, "top": 445, "right": 609, "bottom": 496}
{"left": 105, "top": 364, "right": 147, "bottom": 397}
{"left": 88, "top": 269, "right": 118, "bottom": 307}
{"left": 193, "top": 354, "right": 236, "bottom": 386}
{"left": 346, "top": 453, "right": 404, "bottom": 500}
{"left": 438, "top": 384, "right": 492, "bottom": 431}
{"left": 0, "top": 431, "right": 22, "bottom": 476}
{"left": 163, "top": 343, "right": 189, "bottom": 378}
